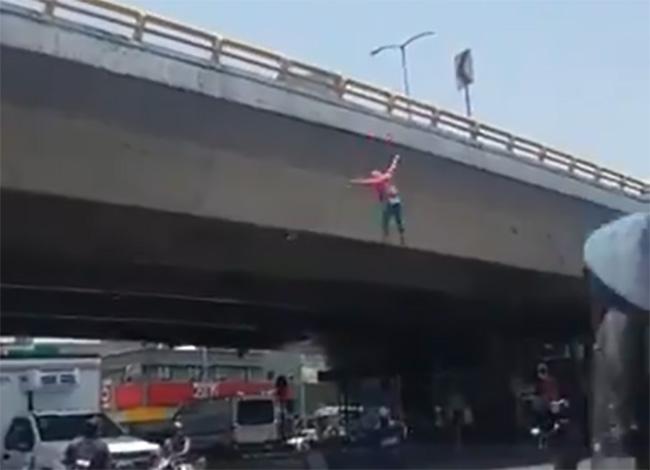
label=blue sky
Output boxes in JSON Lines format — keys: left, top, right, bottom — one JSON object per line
{"left": 128, "top": 0, "right": 649, "bottom": 178}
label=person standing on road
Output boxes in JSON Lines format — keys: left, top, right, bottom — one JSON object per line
{"left": 446, "top": 386, "right": 468, "bottom": 451}
{"left": 350, "top": 154, "right": 405, "bottom": 245}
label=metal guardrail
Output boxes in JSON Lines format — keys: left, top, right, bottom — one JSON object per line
{"left": 6, "top": 0, "right": 649, "bottom": 200}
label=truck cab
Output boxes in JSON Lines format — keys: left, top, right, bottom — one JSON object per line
{"left": 0, "top": 355, "right": 159, "bottom": 470}
{"left": 3, "top": 411, "right": 160, "bottom": 470}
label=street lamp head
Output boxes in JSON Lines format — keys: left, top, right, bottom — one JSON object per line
{"left": 403, "top": 30, "right": 436, "bottom": 47}
{"left": 370, "top": 31, "right": 435, "bottom": 57}
{"left": 370, "top": 44, "right": 400, "bottom": 57}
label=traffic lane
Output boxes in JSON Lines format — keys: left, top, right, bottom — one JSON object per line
{"left": 206, "top": 450, "right": 307, "bottom": 469}
{"left": 318, "top": 443, "right": 583, "bottom": 469}
{"left": 203, "top": 444, "right": 595, "bottom": 469}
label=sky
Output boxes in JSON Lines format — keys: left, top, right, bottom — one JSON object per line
{"left": 126, "top": 0, "right": 650, "bottom": 178}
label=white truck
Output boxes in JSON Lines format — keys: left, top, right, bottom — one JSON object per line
{"left": 0, "top": 355, "right": 160, "bottom": 470}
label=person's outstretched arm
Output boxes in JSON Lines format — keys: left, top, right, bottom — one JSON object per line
{"left": 384, "top": 154, "right": 401, "bottom": 177}
{"left": 350, "top": 155, "right": 400, "bottom": 185}
{"left": 350, "top": 175, "right": 384, "bottom": 185}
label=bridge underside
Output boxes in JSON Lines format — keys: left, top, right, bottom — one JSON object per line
{"left": 1, "top": 189, "right": 589, "bottom": 347}
{"left": 0, "top": 37, "right": 599, "bottom": 348}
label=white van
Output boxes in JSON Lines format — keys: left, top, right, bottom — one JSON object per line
{"left": 0, "top": 356, "right": 159, "bottom": 470}
{"left": 174, "top": 394, "right": 281, "bottom": 454}
{"left": 233, "top": 396, "right": 279, "bottom": 449}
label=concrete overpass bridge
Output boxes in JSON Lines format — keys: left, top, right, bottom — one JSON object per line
{"left": 1, "top": 0, "right": 648, "bottom": 347}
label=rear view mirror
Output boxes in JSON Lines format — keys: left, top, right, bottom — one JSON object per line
{"left": 5, "top": 435, "right": 33, "bottom": 453}
{"left": 15, "top": 440, "right": 33, "bottom": 452}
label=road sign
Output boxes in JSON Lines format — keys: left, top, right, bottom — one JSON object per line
{"left": 454, "top": 49, "right": 475, "bottom": 117}
{"left": 454, "top": 49, "right": 474, "bottom": 90}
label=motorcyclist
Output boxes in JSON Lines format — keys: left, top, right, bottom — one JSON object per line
{"left": 163, "top": 421, "right": 190, "bottom": 459}
{"left": 584, "top": 212, "right": 649, "bottom": 469}
{"left": 63, "top": 417, "right": 111, "bottom": 470}
{"left": 535, "top": 363, "right": 559, "bottom": 405}
{"left": 529, "top": 363, "right": 560, "bottom": 444}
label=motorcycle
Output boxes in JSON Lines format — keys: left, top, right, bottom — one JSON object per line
{"left": 528, "top": 398, "right": 581, "bottom": 469}
{"left": 154, "top": 429, "right": 204, "bottom": 470}
{"left": 287, "top": 427, "right": 319, "bottom": 452}
{"left": 155, "top": 437, "right": 205, "bottom": 470}
{"left": 529, "top": 398, "right": 571, "bottom": 450}
{"left": 154, "top": 455, "right": 190, "bottom": 470}
{"left": 154, "top": 455, "right": 206, "bottom": 470}
{"left": 68, "top": 459, "right": 91, "bottom": 470}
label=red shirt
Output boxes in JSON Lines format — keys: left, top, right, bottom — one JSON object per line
{"left": 538, "top": 376, "right": 559, "bottom": 402}
{"left": 372, "top": 179, "right": 399, "bottom": 203}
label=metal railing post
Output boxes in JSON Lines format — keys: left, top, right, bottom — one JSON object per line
{"left": 42, "top": 0, "right": 56, "bottom": 17}
{"left": 387, "top": 95, "right": 395, "bottom": 115}
{"left": 211, "top": 36, "right": 222, "bottom": 64}
{"left": 132, "top": 12, "right": 144, "bottom": 42}
{"left": 470, "top": 122, "right": 480, "bottom": 141}
{"left": 278, "top": 58, "right": 290, "bottom": 80}
{"left": 430, "top": 108, "right": 440, "bottom": 128}
{"left": 619, "top": 177, "right": 627, "bottom": 190}
{"left": 567, "top": 158, "right": 577, "bottom": 174}
{"left": 593, "top": 167, "right": 602, "bottom": 182}
{"left": 334, "top": 76, "right": 346, "bottom": 98}
{"left": 538, "top": 146, "right": 547, "bottom": 163}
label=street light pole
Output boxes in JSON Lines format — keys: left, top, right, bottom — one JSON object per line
{"left": 399, "top": 48, "right": 410, "bottom": 97}
{"left": 201, "top": 346, "right": 208, "bottom": 381}
{"left": 370, "top": 30, "right": 435, "bottom": 97}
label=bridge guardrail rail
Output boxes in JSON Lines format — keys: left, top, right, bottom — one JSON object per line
{"left": 4, "top": 0, "right": 648, "bottom": 200}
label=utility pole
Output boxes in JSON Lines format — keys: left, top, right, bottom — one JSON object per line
{"left": 201, "top": 347, "right": 208, "bottom": 381}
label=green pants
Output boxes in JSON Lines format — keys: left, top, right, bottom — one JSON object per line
{"left": 381, "top": 201, "right": 405, "bottom": 237}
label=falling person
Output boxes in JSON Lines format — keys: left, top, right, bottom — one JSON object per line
{"left": 350, "top": 154, "right": 405, "bottom": 245}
